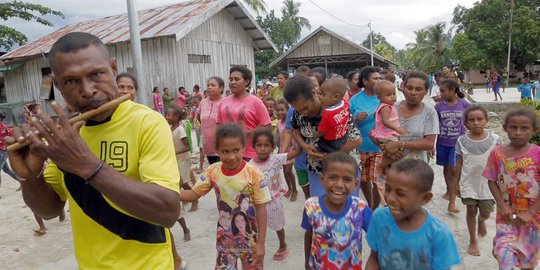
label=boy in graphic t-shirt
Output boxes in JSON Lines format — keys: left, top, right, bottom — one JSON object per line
{"left": 315, "top": 77, "right": 350, "bottom": 153}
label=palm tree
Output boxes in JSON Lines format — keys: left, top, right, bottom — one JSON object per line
{"left": 374, "top": 43, "right": 393, "bottom": 61}
{"left": 243, "top": 0, "right": 267, "bottom": 14}
{"left": 407, "top": 23, "right": 452, "bottom": 72}
{"left": 281, "top": 0, "right": 311, "bottom": 44}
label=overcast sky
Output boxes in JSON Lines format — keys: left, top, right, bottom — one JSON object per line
{"left": 5, "top": 0, "right": 479, "bottom": 50}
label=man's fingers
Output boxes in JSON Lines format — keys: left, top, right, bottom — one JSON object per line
{"left": 34, "top": 108, "right": 61, "bottom": 139}
{"left": 30, "top": 117, "right": 55, "bottom": 144}
{"left": 51, "top": 101, "right": 71, "bottom": 129}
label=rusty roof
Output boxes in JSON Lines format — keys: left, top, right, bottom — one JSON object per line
{"left": 1, "top": 0, "right": 276, "bottom": 62}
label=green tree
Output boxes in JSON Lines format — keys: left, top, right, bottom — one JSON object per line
{"left": 406, "top": 23, "right": 452, "bottom": 72}
{"left": 374, "top": 43, "right": 393, "bottom": 61}
{"left": 362, "top": 32, "right": 396, "bottom": 53}
{"left": 0, "top": 1, "right": 64, "bottom": 50}
{"left": 452, "top": 33, "right": 487, "bottom": 71}
{"left": 281, "top": 0, "right": 310, "bottom": 47}
{"left": 243, "top": 0, "right": 267, "bottom": 14}
{"left": 452, "top": 0, "right": 540, "bottom": 70}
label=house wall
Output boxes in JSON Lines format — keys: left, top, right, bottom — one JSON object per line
{"left": 4, "top": 57, "right": 66, "bottom": 115}
{"left": 288, "top": 31, "right": 359, "bottom": 59}
{"left": 4, "top": 9, "right": 257, "bottom": 110}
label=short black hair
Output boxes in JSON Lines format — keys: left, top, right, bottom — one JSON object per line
{"left": 284, "top": 74, "right": 314, "bottom": 103}
{"left": 388, "top": 159, "right": 434, "bottom": 193}
{"left": 278, "top": 70, "right": 289, "bottom": 79}
{"left": 49, "top": 32, "right": 107, "bottom": 71}
{"left": 178, "top": 86, "right": 185, "bottom": 92}
{"left": 152, "top": 86, "right": 159, "bottom": 93}
{"left": 322, "top": 152, "right": 358, "bottom": 176}
{"left": 230, "top": 65, "right": 253, "bottom": 87}
{"left": 358, "top": 66, "right": 380, "bottom": 88}
{"left": 116, "top": 73, "right": 138, "bottom": 91}
{"left": 193, "top": 84, "right": 200, "bottom": 91}
{"left": 503, "top": 108, "right": 539, "bottom": 132}
{"left": 264, "top": 96, "right": 276, "bottom": 104}
{"left": 208, "top": 76, "right": 225, "bottom": 88}
{"left": 252, "top": 128, "right": 274, "bottom": 148}
{"left": 276, "top": 99, "right": 289, "bottom": 109}
{"left": 463, "top": 105, "right": 488, "bottom": 126}
{"left": 296, "top": 65, "right": 310, "bottom": 74}
{"left": 168, "top": 105, "right": 186, "bottom": 120}
{"left": 309, "top": 67, "right": 327, "bottom": 87}
{"left": 215, "top": 123, "right": 245, "bottom": 149}
{"left": 404, "top": 71, "right": 430, "bottom": 90}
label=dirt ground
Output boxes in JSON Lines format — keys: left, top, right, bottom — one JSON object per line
{"left": 0, "top": 162, "right": 502, "bottom": 270}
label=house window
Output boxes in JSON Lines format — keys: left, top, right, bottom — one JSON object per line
{"left": 188, "top": 54, "right": 211, "bottom": 64}
{"left": 39, "top": 67, "right": 54, "bottom": 100}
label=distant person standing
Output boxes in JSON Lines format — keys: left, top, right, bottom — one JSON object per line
{"left": 443, "top": 65, "right": 461, "bottom": 85}
{"left": 344, "top": 69, "right": 361, "bottom": 101}
{"left": 193, "top": 84, "right": 203, "bottom": 98}
{"left": 162, "top": 87, "right": 174, "bottom": 111}
{"left": 152, "top": 86, "right": 164, "bottom": 114}
{"left": 491, "top": 71, "right": 504, "bottom": 101}
{"left": 117, "top": 73, "right": 138, "bottom": 101}
{"left": 198, "top": 77, "right": 224, "bottom": 164}
{"left": 217, "top": 66, "right": 272, "bottom": 160}
{"left": 270, "top": 71, "right": 289, "bottom": 101}
{"left": 517, "top": 77, "right": 534, "bottom": 101}
{"left": 176, "top": 86, "right": 187, "bottom": 108}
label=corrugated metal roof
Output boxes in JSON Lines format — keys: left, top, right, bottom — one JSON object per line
{"left": 1, "top": 0, "right": 276, "bottom": 62}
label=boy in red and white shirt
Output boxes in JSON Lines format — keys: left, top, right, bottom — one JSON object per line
{"left": 316, "top": 77, "right": 350, "bottom": 153}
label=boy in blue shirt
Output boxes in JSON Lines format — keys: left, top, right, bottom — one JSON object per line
{"left": 301, "top": 152, "right": 372, "bottom": 270}
{"left": 517, "top": 77, "right": 534, "bottom": 101}
{"left": 366, "top": 159, "right": 461, "bottom": 270}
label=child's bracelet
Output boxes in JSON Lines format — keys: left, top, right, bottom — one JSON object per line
{"left": 400, "top": 141, "right": 405, "bottom": 151}
{"left": 85, "top": 160, "right": 105, "bottom": 184}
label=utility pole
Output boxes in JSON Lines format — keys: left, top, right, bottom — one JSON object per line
{"left": 369, "top": 20, "right": 374, "bottom": 66}
{"left": 126, "top": 0, "right": 147, "bottom": 105}
{"left": 506, "top": 0, "right": 514, "bottom": 81}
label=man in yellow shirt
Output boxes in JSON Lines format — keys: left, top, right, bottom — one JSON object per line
{"left": 269, "top": 71, "right": 289, "bottom": 101}
{"left": 8, "top": 32, "right": 180, "bottom": 269}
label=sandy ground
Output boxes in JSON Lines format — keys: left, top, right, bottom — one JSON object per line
{"left": 0, "top": 88, "right": 525, "bottom": 269}
{"left": 0, "top": 160, "right": 502, "bottom": 270}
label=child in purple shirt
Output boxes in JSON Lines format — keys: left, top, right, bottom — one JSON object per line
{"left": 435, "top": 79, "right": 469, "bottom": 214}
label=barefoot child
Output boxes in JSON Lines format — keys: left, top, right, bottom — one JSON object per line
{"left": 456, "top": 105, "right": 498, "bottom": 256}
{"left": 275, "top": 100, "right": 299, "bottom": 201}
{"left": 165, "top": 106, "right": 192, "bottom": 241}
{"left": 370, "top": 80, "right": 407, "bottom": 175}
{"left": 302, "top": 152, "right": 372, "bottom": 269}
{"left": 315, "top": 77, "right": 350, "bottom": 153}
{"left": 435, "top": 79, "right": 469, "bottom": 214}
{"left": 366, "top": 159, "right": 461, "bottom": 270}
{"left": 483, "top": 108, "right": 540, "bottom": 270}
{"left": 180, "top": 109, "right": 199, "bottom": 212}
{"left": 180, "top": 123, "right": 270, "bottom": 269}
{"left": 250, "top": 129, "right": 301, "bottom": 261}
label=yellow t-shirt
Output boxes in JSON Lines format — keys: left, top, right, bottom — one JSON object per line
{"left": 269, "top": 86, "right": 284, "bottom": 101}
{"left": 192, "top": 161, "right": 271, "bottom": 253}
{"left": 44, "top": 100, "right": 179, "bottom": 269}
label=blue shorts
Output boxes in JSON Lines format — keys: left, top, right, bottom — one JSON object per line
{"left": 436, "top": 144, "right": 456, "bottom": 166}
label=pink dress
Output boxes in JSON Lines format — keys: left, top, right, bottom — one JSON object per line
{"left": 197, "top": 98, "right": 222, "bottom": 157}
{"left": 176, "top": 93, "right": 186, "bottom": 108}
{"left": 371, "top": 103, "right": 400, "bottom": 139}
{"left": 217, "top": 94, "right": 272, "bottom": 159}
{"left": 153, "top": 93, "right": 163, "bottom": 112}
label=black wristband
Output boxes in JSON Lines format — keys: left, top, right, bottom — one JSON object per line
{"left": 85, "top": 160, "right": 105, "bottom": 184}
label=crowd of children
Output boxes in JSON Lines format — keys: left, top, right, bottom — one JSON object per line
{"left": 155, "top": 64, "right": 540, "bottom": 270}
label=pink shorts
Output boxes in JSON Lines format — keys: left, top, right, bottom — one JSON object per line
{"left": 493, "top": 223, "right": 540, "bottom": 270}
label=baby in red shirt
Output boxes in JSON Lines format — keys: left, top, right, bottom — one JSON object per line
{"left": 316, "top": 77, "right": 350, "bottom": 153}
